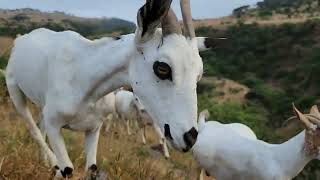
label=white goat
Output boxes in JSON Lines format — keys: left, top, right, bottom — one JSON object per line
{"left": 95, "top": 92, "right": 118, "bottom": 133}
{"left": 5, "top": 0, "right": 214, "bottom": 178}
{"left": 115, "top": 90, "right": 139, "bottom": 135}
{"left": 197, "top": 110, "right": 257, "bottom": 180}
{"left": 193, "top": 105, "right": 320, "bottom": 180}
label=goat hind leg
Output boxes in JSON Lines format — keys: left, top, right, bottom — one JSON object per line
{"left": 126, "top": 119, "right": 131, "bottom": 135}
{"left": 38, "top": 114, "right": 50, "bottom": 167}
{"left": 104, "top": 115, "right": 113, "bottom": 133}
{"left": 6, "top": 83, "right": 57, "bottom": 167}
{"left": 141, "top": 125, "right": 146, "bottom": 144}
{"left": 162, "top": 138, "right": 170, "bottom": 159}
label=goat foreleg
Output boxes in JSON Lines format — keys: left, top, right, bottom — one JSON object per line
{"left": 84, "top": 125, "right": 101, "bottom": 180}
{"left": 45, "top": 115, "right": 74, "bottom": 178}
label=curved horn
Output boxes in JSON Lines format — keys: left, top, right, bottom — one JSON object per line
{"left": 180, "top": 0, "right": 196, "bottom": 38}
{"left": 161, "top": 9, "right": 182, "bottom": 37}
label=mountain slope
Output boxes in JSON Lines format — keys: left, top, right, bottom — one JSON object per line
{"left": 0, "top": 8, "right": 136, "bottom": 37}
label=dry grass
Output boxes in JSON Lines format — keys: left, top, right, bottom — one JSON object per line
{"left": 194, "top": 13, "right": 320, "bottom": 29}
{"left": 200, "top": 77, "right": 249, "bottom": 104}
{"left": 0, "top": 37, "right": 13, "bottom": 56}
{"left": 0, "top": 101, "right": 208, "bottom": 180}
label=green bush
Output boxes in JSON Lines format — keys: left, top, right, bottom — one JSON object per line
{"left": 0, "top": 55, "right": 9, "bottom": 70}
{"left": 0, "top": 72, "right": 7, "bottom": 102}
{"left": 198, "top": 94, "right": 273, "bottom": 140}
{"left": 258, "top": 10, "right": 273, "bottom": 19}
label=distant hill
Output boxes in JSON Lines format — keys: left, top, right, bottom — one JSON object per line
{"left": 257, "top": 0, "right": 319, "bottom": 9}
{"left": 0, "top": 8, "right": 136, "bottom": 37}
{"left": 193, "top": 0, "right": 320, "bottom": 30}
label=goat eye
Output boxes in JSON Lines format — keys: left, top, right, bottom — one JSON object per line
{"left": 153, "top": 61, "right": 172, "bottom": 81}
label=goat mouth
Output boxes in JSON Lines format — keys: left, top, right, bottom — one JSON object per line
{"left": 183, "top": 148, "right": 190, "bottom": 153}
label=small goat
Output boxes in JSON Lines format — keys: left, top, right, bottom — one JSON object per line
{"left": 193, "top": 105, "right": 320, "bottom": 180}
{"left": 94, "top": 92, "right": 118, "bottom": 133}
{"left": 115, "top": 90, "right": 139, "bottom": 135}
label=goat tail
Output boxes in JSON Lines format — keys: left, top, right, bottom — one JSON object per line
{"left": 198, "top": 109, "right": 210, "bottom": 132}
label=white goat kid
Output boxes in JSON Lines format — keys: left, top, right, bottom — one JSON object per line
{"left": 95, "top": 92, "right": 118, "bottom": 133}
{"left": 193, "top": 105, "right": 320, "bottom": 180}
{"left": 6, "top": 0, "right": 210, "bottom": 178}
{"left": 115, "top": 90, "right": 139, "bottom": 135}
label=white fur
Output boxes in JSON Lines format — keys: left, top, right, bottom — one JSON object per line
{"left": 193, "top": 117, "right": 314, "bottom": 180}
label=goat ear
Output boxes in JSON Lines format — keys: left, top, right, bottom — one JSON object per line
{"left": 293, "top": 104, "right": 314, "bottom": 130}
{"left": 135, "top": 0, "right": 172, "bottom": 44}
{"left": 197, "top": 37, "right": 228, "bottom": 52}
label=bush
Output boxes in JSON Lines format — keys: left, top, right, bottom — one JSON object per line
{"left": 258, "top": 10, "right": 273, "bottom": 19}
{"left": 0, "top": 72, "right": 8, "bottom": 102}
{"left": 198, "top": 94, "right": 273, "bottom": 140}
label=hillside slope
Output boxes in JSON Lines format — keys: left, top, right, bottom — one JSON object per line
{"left": 0, "top": 8, "right": 136, "bottom": 37}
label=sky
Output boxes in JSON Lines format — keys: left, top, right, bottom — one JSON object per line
{"left": 0, "top": 0, "right": 262, "bottom": 22}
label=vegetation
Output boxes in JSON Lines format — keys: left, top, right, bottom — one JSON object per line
{"left": 258, "top": 0, "right": 319, "bottom": 9}
{"left": 0, "top": 9, "right": 135, "bottom": 37}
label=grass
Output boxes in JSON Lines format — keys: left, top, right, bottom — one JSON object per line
{"left": 0, "top": 102, "right": 203, "bottom": 180}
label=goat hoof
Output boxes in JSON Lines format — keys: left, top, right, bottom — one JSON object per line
{"left": 60, "top": 167, "right": 73, "bottom": 178}
{"left": 86, "top": 164, "right": 99, "bottom": 180}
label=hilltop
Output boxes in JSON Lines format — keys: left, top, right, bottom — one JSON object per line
{"left": 194, "top": 0, "right": 320, "bottom": 29}
{"left": 0, "top": 8, "right": 136, "bottom": 37}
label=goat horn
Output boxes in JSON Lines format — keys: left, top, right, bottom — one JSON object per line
{"left": 162, "top": 9, "right": 182, "bottom": 37}
{"left": 180, "top": 0, "right": 196, "bottom": 38}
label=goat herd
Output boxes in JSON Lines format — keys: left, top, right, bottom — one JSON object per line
{"left": 3, "top": 0, "right": 320, "bottom": 179}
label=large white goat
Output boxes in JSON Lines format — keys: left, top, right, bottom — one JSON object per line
{"left": 6, "top": 0, "right": 214, "bottom": 178}
{"left": 193, "top": 105, "right": 320, "bottom": 180}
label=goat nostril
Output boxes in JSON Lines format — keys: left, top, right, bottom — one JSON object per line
{"left": 183, "top": 127, "right": 198, "bottom": 151}
{"left": 189, "top": 127, "right": 198, "bottom": 139}
{"left": 164, "top": 124, "right": 173, "bottom": 140}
